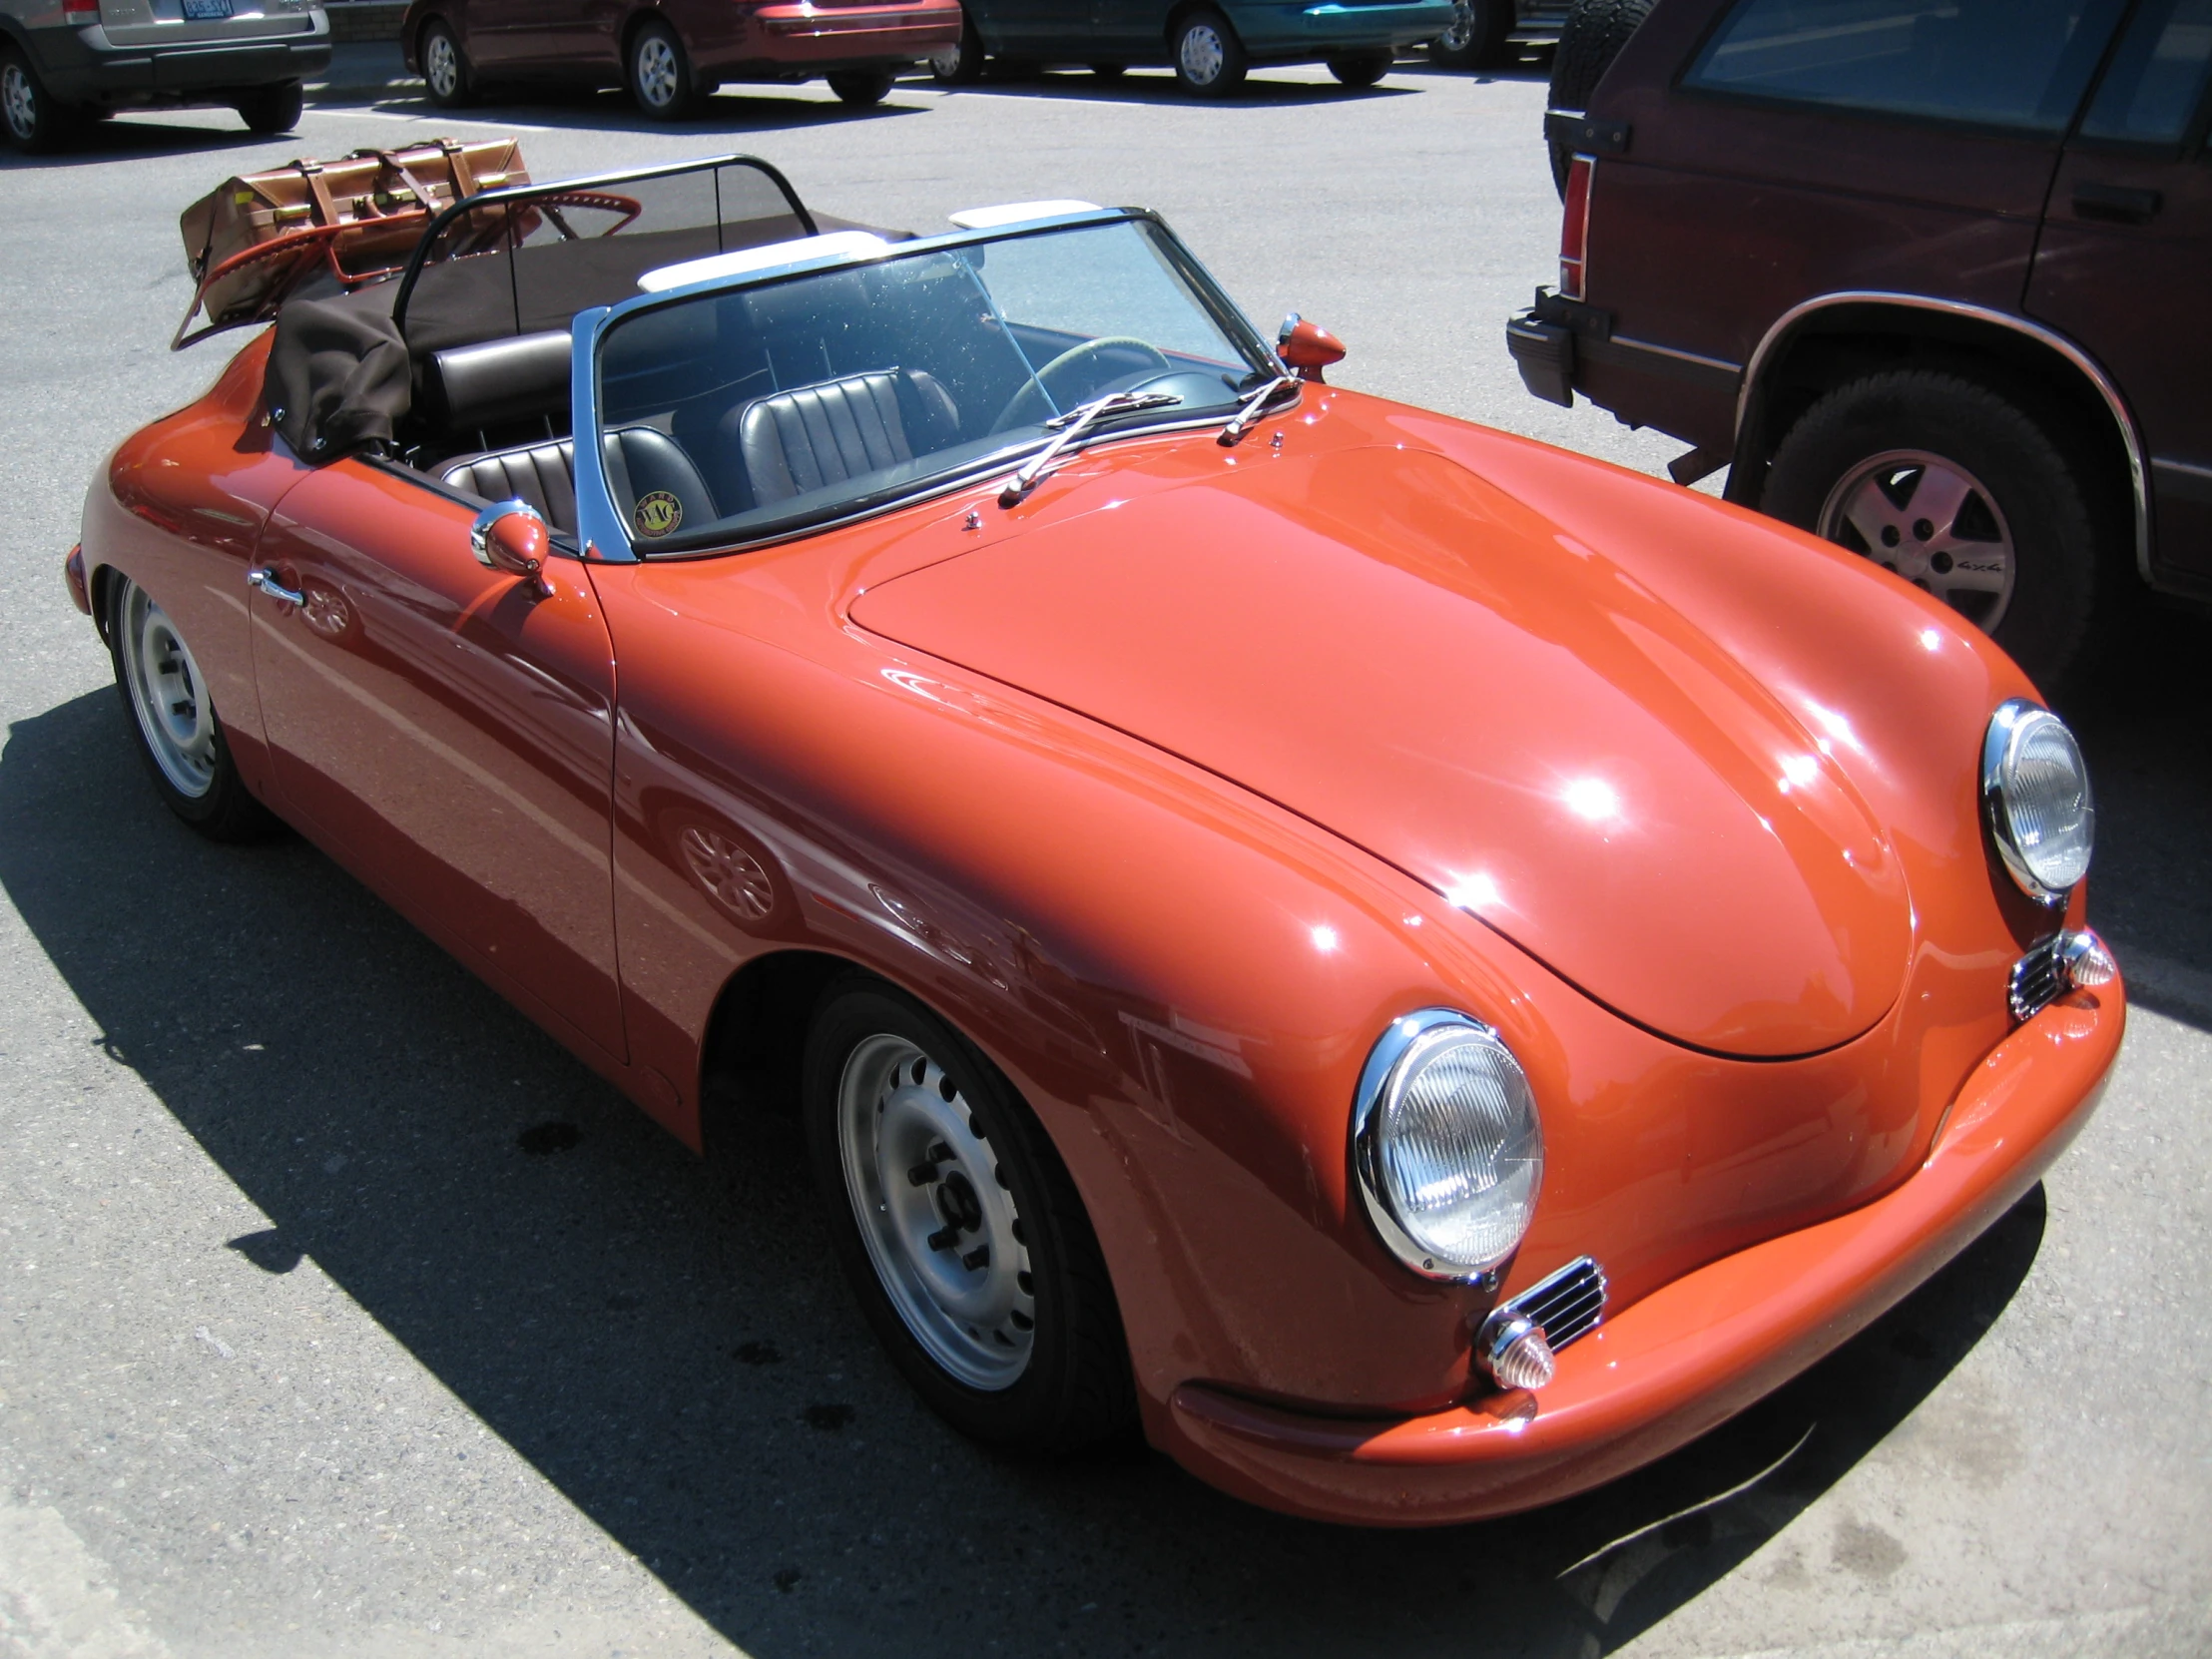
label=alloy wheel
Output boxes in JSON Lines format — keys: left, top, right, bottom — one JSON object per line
{"left": 835, "top": 1033, "right": 1035, "bottom": 1389}
{"left": 424, "top": 32, "right": 459, "bottom": 100}
{"left": 119, "top": 585, "right": 217, "bottom": 800}
{"left": 2, "top": 61, "right": 36, "bottom": 143}
{"left": 1439, "top": 0, "right": 1476, "bottom": 52}
{"left": 635, "top": 35, "right": 681, "bottom": 110}
{"left": 1818, "top": 449, "right": 2016, "bottom": 630}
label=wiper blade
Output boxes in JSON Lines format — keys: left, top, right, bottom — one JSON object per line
{"left": 1217, "top": 373, "right": 1300, "bottom": 447}
{"left": 999, "top": 388, "right": 1183, "bottom": 506}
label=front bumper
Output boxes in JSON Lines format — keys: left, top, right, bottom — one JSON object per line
{"left": 1160, "top": 984, "right": 2122, "bottom": 1525}
{"left": 1236, "top": 1, "right": 1460, "bottom": 56}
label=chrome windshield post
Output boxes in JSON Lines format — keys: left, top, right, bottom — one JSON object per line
{"left": 571, "top": 304, "right": 638, "bottom": 564}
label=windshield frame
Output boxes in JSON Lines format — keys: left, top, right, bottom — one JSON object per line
{"left": 570, "top": 207, "right": 1290, "bottom": 565}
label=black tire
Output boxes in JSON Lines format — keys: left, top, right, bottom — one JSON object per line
{"left": 106, "top": 575, "right": 279, "bottom": 842}
{"left": 1, "top": 45, "right": 79, "bottom": 154}
{"left": 1760, "top": 369, "right": 2111, "bottom": 689}
{"left": 1546, "top": 0, "right": 1652, "bottom": 194}
{"left": 930, "top": 8, "right": 988, "bottom": 83}
{"left": 234, "top": 80, "right": 302, "bottom": 136}
{"left": 1170, "top": 7, "right": 1248, "bottom": 97}
{"left": 1328, "top": 48, "right": 1392, "bottom": 88}
{"left": 418, "top": 17, "right": 476, "bottom": 109}
{"left": 1428, "top": 0, "right": 1512, "bottom": 70}
{"left": 827, "top": 68, "right": 895, "bottom": 106}
{"left": 804, "top": 976, "right": 1135, "bottom": 1453}
{"left": 1089, "top": 62, "right": 1127, "bottom": 80}
{"left": 628, "top": 19, "right": 703, "bottom": 120}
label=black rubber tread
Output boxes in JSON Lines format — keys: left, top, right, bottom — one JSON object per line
{"left": 1171, "top": 7, "right": 1249, "bottom": 97}
{"left": 417, "top": 18, "right": 476, "bottom": 110}
{"left": 1546, "top": 0, "right": 1653, "bottom": 194}
{"left": 235, "top": 79, "right": 302, "bottom": 136}
{"left": 803, "top": 975, "right": 1138, "bottom": 1454}
{"left": 1428, "top": 0, "right": 1513, "bottom": 70}
{"left": 106, "top": 578, "right": 281, "bottom": 844}
{"left": 826, "top": 69, "right": 895, "bottom": 106}
{"left": 1760, "top": 368, "right": 2113, "bottom": 692}
{"left": 1328, "top": 48, "right": 1393, "bottom": 87}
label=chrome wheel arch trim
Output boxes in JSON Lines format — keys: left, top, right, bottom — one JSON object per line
{"left": 1734, "top": 291, "right": 2151, "bottom": 586}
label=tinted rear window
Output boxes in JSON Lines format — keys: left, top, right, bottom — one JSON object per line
{"left": 1683, "top": 0, "right": 2127, "bottom": 134}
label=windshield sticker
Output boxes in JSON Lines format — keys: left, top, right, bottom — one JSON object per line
{"left": 635, "top": 491, "right": 683, "bottom": 538}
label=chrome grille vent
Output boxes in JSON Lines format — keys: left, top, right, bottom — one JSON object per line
{"left": 1503, "top": 1255, "right": 1607, "bottom": 1351}
{"left": 2009, "top": 933, "right": 2066, "bottom": 1022}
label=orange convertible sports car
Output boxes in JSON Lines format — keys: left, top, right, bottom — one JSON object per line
{"left": 68, "top": 153, "right": 2121, "bottom": 1525}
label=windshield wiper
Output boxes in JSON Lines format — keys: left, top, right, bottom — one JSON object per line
{"left": 1216, "top": 373, "right": 1300, "bottom": 447}
{"left": 998, "top": 389, "right": 1183, "bottom": 506}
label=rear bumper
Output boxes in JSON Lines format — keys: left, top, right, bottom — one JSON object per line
{"left": 1237, "top": 1, "right": 1460, "bottom": 56}
{"left": 700, "top": 0, "right": 961, "bottom": 75}
{"left": 1159, "top": 985, "right": 2122, "bottom": 1525}
{"left": 33, "top": 21, "right": 328, "bottom": 102}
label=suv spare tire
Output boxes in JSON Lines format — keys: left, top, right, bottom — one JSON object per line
{"left": 1547, "top": 0, "right": 1653, "bottom": 195}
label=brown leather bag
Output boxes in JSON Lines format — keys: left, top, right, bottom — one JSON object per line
{"left": 174, "top": 137, "right": 529, "bottom": 348}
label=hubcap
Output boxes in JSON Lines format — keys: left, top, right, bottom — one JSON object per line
{"left": 1441, "top": 0, "right": 1475, "bottom": 50}
{"left": 1818, "top": 449, "right": 2016, "bottom": 630}
{"left": 3, "top": 62, "right": 36, "bottom": 141}
{"left": 120, "top": 584, "right": 218, "bottom": 799}
{"left": 636, "top": 36, "right": 680, "bottom": 108}
{"left": 929, "top": 39, "right": 962, "bottom": 76}
{"left": 425, "top": 33, "right": 458, "bottom": 98}
{"left": 1179, "top": 24, "right": 1225, "bottom": 85}
{"left": 836, "top": 1034, "right": 1035, "bottom": 1389}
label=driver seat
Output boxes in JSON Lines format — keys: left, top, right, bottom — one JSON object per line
{"left": 729, "top": 369, "right": 959, "bottom": 508}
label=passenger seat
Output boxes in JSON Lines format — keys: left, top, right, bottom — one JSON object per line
{"left": 731, "top": 369, "right": 959, "bottom": 507}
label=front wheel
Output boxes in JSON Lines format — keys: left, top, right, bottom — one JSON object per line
{"left": 108, "top": 575, "right": 278, "bottom": 841}
{"left": 930, "top": 9, "right": 988, "bottom": 83}
{"left": 1429, "top": 0, "right": 1512, "bottom": 69}
{"left": 1760, "top": 368, "right": 2110, "bottom": 688}
{"left": 1, "top": 46, "right": 78, "bottom": 153}
{"left": 419, "top": 19, "right": 476, "bottom": 109}
{"left": 805, "top": 978, "right": 1135, "bottom": 1452}
{"left": 1328, "top": 47, "right": 1392, "bottom": 87}
{"left": 1171, "top": 8, "right": 1248, "bottom": 97}
{"left": 827, "top": 68, "right": 895, "bottom": 106}
{"left": 234, "top": 80, "right": 302, "bottom": 135}
{"left": 629, "top": 20, "right": 702, "bottom": 119}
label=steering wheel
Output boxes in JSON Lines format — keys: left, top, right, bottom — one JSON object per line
{"left": 990, "top": 336, "right": 1173, "bottom": 433}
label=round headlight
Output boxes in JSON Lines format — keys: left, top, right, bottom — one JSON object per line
{"left": 1352, "top": 1010, "right": 1543, "bottom": 1281}
{"left": 1982, "top": 700, "right": 2094, "bottom": 905}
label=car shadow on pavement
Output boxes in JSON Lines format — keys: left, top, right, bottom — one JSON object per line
{"left": 917, "top": 69, "right": 1419, "bottom": 109}
{"left": 358, "top": 85, "right": 931, "bottom": 137}
{"left": 0, "top": 685, "right": 2058, "bottom": 1656}
{"left": 0, "top": 116, "right": 272, "bottom": 168}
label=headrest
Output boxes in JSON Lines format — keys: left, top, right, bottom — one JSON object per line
{"left": 425, "top": 329, "right": 572, "bottom": 430}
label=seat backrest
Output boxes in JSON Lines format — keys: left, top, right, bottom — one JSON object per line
{"left": 440, "top": 425, "right": 715, "bottom": 544}
{"left": 732, "top": 369, "right": 959, "bottom": 507}
{"left": 444, "top": 439, "right": 577, "bottom": 531}
{"left": 424, "top": 329, "right": 572, "bottom": 432}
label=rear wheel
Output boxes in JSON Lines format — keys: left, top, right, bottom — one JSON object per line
{"left": 1761, "top": 369, "right": 2109, "bottom": 688}
{"left": 1429, "top": 0, "right": 1512, "bottom": 69}
{"left": 1171, "top": 8, "right": 1247, "bottom": 97}
{"left": 930, "top": 8, "right": 988, "bottom": 83}
{"left": 1089, "top": 62, "right": 1126, "bottom": 80}
{"left": 1328, "top": 47, "right": 1392, "bottom": 87}
{"left": 234, "top": 79, "right": 302, "bottom": 135}
{"left": 805, "top": 978, "right": 1135, "bottom": 1452}
{"left": 108, "top": 575, "right": 278, "bottom": 841}
{"left": 1, "top": 46, "right": 77, "bottom": 154}
{"left": 629, "top": 20, "right": 702, "bottom": 119}
{"left": 827, "top": 68, "right": 895, "bottom": 106}
{"left": 1547, "top": 0, "right": 1653, "bottom": 194}
{"left": 419, "top": 18, "right": 475, "bottom": 109}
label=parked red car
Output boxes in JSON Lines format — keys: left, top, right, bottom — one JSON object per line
{"left": 399, "top": 0, "right": 961, "bottom": 115}
{"left": 69, "top": 153, "right": 2119, "bottom": 1525}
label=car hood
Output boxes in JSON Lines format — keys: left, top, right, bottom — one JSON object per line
{"left": 849, "top": 445, "right": 1912, "bottom": 1057}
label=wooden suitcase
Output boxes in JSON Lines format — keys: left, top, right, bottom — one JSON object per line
{"left": 174, "top": 137, "right": 529, "bottom": 348}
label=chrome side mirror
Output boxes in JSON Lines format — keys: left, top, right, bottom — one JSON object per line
{"left": 1278, "top": 313, "right": 1347, "bottom": 383}
{"left": 470, "top": 499, "right": 552, "bottom": 596}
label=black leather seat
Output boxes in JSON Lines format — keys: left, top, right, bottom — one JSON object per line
{"left": 442, "top": 427, "right": 716, "bottom": 543}
{"left": 730, "top": 369, "right": 959, "bottom": 507}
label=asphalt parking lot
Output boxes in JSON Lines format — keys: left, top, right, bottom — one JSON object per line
{"left": 3, "top": 51, "right": 2210, "bottom": 1659}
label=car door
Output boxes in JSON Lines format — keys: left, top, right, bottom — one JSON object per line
{"left": 249, "top": 461, "right": 628, "bottom": 1064}
{"left": 974, "top": 0, "right": 1089, "bottom": 56}
{"left": 2026, "top": 0, "right": 2212, "bottom": 588}
{"left": 1087, "top": 0, "right": 1166, "bottom": 58}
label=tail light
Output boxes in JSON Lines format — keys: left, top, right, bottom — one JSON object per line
{"left": 1558, "top": 156, "right": 1592, "bottom": 301}
{"left": 63, "top": 0, "right": 100, "bottom": 21}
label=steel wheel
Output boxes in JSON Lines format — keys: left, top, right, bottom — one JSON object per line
{"left": 835, "top": 1033, "right": 1035, "bottom": 1389}
{"left": 1818, "top": 449, "right": 2015, "bottom": 630}
{"left": 119, "top": 583, "right": 218, "bottom": 800}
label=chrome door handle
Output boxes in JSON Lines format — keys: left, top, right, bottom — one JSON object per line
{"left": 247, "top": 566, "right": 303, "bottom": 606}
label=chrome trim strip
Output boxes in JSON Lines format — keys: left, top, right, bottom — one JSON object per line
{"left": 1736, "top": 291, "right": 2151, "bottom": 584}
{"left": 1610, "top": 334, "right": 1742, "bottom": 375}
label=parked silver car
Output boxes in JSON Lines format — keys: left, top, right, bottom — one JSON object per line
{"left": 1, "top": 0, "right": 328, "bottom": 152}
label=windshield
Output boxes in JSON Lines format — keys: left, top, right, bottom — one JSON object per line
{"left": 591, "top": 218, "right": 1274, "bottom": 555}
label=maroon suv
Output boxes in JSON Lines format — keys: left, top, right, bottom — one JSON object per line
{"left": 400, "top": 0, "right": 962, "bottom": 117}
{"left": 1508, "top": 0, "right": 2211, "bottom": 685}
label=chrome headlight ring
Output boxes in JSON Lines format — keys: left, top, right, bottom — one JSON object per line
{"left": 1981, "top": 699, "right": 2095, "bottom": 907}
{"left": 1351, "top": 1008, "right": 1544, "bottom": 1284}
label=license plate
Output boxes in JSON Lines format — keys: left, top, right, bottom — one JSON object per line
{"left": 182, "top": 0, "right": 234, "bottom": 19}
